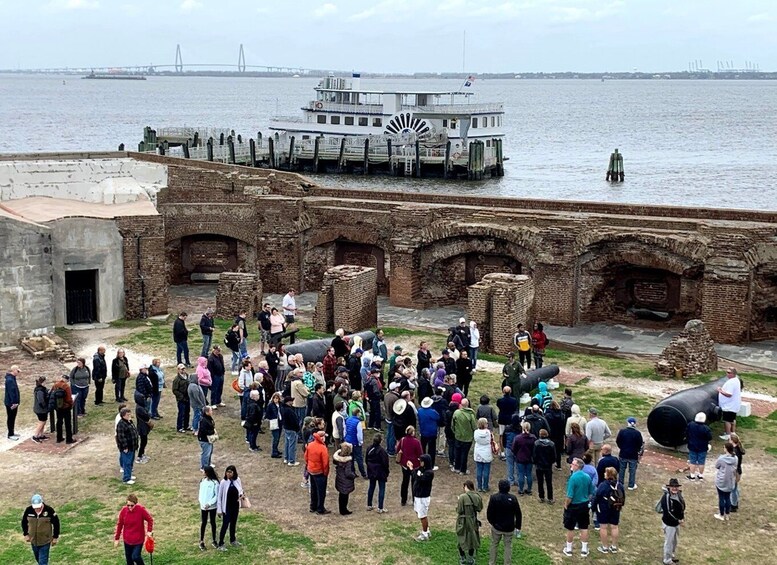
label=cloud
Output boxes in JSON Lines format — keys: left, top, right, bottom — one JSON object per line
{"left": 44, "top": 0, "right": 99, "bottom": 11}
{"left": 180, "top": 0, "right": 203, "bottom": 13}
{"left": 748, "top": 13, "right": 773, "bottom": 23}
{"left": 314, "top": 2, "right": 337, "bottom": 18}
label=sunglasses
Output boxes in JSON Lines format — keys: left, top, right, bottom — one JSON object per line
{"left": 126, "top": 503, "right": 135, "bottom": 508}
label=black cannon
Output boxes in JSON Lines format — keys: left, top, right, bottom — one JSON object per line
{"left": 502, "top": 365, "right": 560, "bottom": 395}
{"left": 647, "top": 377, "right": 725, "bottom": 448}
{"left": 285, "top": 331, "right": 375, "bottom": 363}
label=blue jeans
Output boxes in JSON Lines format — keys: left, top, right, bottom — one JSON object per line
{"left": 271, "top": 429, "right": 281, "bottom": 456}
{"left": 351, "top": 444, "right": 367, "bottom": 477}
{"left": 367, "top": 479, "right": 386, "bottom": 509}
{"left": 533, "top": 352, "right": 544, "bottom": 368}
{"left": 192, "top": 407, "right": 202, "bottom": 432}
{"left": 200, "top": 440, "right": 213, "bottom": 469}
{"left": 200, "top": 385, "right": 210, "bottom": 404}
{"left": 506, "top": 449, "right": 518, "bottom": 485}
{"left": 239, "top": 338, "right": 248, "bottom": 359}
{"left": 731, "top": 482, "right": 740, "bottom": 507}
{"left": 176, "top": 341, "right": 190, "bottom": 365}
{"left": 74, "top": 386, "right": 88, "bottom": 415}
{"left": 248, "top": 428, "right": 258, "bottom": 449}
{"left": 177, "top": 401, "right": 190, "bottom": 430}
{"left": 241, "top": 390, "right": 250, "bottom": 420}
{"left": 211, "top": 374, "right": 224, "bottom": 405}
{"left": 469, "top": 346, "right": 479, "bottom": 369}
{"left": 294, "top": 407, "right": 306, "bottom": 429}
{"left": 517, "top": 462, "right": 533, "bottom": 492}
{"left": 385, "top": 419, "right": 396, "bottom": 455}
{"left": 200, "top": 334, "right": 212, "bottom": 358}
{"left": 476, "top": 461, "right": 492, "bottom": 491}
{"left": 123, "top": 542, "right": 145, "bottom": 564}
{"left": 717, "top": 487, "right": 732, "bottom": 515}
{"left": 150, "top": 392, "right": 161, "bottom": 418}
{"left": 619, "top": 458, "right": 638, "bottom": 488}
{"left": 120, "top": 450, "right": 135, "bottom": 482}
{"left": 284, "top": 430, "right": 298, "bottom": 462}
{"left": 31, "top": 542, "right": 50, "bottom": 565}
{"left": 231, "top": 350, "right": 240, "bottom": 372}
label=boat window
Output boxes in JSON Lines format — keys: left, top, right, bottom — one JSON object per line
{"left": 498, "top": 116, "right": 501, "bottom": 127}
{"left": 345, "top": 116, "right": 354, "bottom": 125}
{"left": 331, "top": 115, "right": 341, "bottom": 124}
{"left": 317, "top": 115, "right": 326, "bottom": 124}
{"left": 442, "top": 119, "right": 448, "bottom": 128}
{"left": 491, "top": 116, "right": 495, "bottom": 127}
{"left": 418, "top": 94, "right": 428, "bottom": 106}
{"left": 486, "top": 140, "right": 491, "bottom": 147}
{"left": 372, "top": 117, "right": 382, "bottom": 127}
{"left": 358, "top": 117, "right": 368, "bottom": 126}
{"left": 481, "top": 117, "right": 486, "bottom": 129}
{"left": 472, "top": 118, "right": 478, "bottom": 128}
{"left": 302, "top": 135, "right": 310, "bottom": 140}
{"left": 450, "top": 120, "right": 457, "bottom": 130}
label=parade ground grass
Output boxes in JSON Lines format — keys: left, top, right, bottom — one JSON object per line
{"left": 2, "top": 321, "right": 777, "bottom": 564}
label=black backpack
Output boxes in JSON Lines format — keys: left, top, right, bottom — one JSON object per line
{"left": 50, "top": 388, "right": 66, "bottom": 411}
{"left": 607, "top": 482, "right": 626, "bottom": 511}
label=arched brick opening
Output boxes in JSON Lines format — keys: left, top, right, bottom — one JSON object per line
{"left": 750, "top": 262, "right": 777, "bottom": 341}
{"left": 415, "top": 235, "right": 537, "bottom": 307}
{"left": 167, "top": 234, "right": 256, "bottom": 285}
{"left": 577, "top": 241, "right": 704, "bottom": 327}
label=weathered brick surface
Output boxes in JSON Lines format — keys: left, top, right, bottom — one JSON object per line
{"left": 116, "top": 216, "right": 167, "bottom": 319}
{"left": 313, "top": 265, "right": 377, "bottom": 334}
{"left": 656, "top": 319, "right": 718, "bottom": 377}
{"left": 467, "top": 274, "right": 534, "bottom": 354}
{"left": 216, "top": 272, "right": 262, "bottom": 320}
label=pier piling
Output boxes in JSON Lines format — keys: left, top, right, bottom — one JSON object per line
{"left": 414, "top": 140, "right": 421, "bottom": 178}
{"left": 206, "top": 138, "right": 214, "bottom": 161}
{"left": 606, "top": 148, "right": 625, "bottom": 182}
{"left": 249, "top": 138, "right": 256, "bottom": 166}
{"left": 363, "top": 138, "right": 369, "bottom": 175}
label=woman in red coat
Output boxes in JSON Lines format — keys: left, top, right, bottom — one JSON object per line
{"left": 531, "top": 323, "right": 549, "bottom": 369}
{"left": 397, "top": 426, "right": 423, "bottom": 507}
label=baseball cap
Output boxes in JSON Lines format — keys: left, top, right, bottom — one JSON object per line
{"left": 389, "top": 382, "right": 399, "bottom": 391}
{"left": 139, "top": 364, "right": 148, "bottom": 370}
{"left": 393, "top": 345, "right": 402, "bottom": 351}
{"left": 31, "top": 495, "right": 43, "bottom": 509}
{"left": 626, "top": 417, "right": 637, "bottom": 426}
{"left": 588, "top": 407, "right": 598, "bottom": 415}
{"left": 459, "top": 317, "right": 466, "bottom": 323}
{"left": 442, "top": 349, "right": 450, "bottom": 355}
{"left": 354, "top": 348, "right": 363, "bottom": 354}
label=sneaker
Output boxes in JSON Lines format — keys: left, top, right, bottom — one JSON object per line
{"left": 449, "top": 465, "right": 456, "bottom": 472}
{"left": 432, "top": 466, "right": 439, "bottom": 471}
{"left": 8, "top": 435, "right": 20, "bottom": 441}
{"left": 628, "top": 484, "right": 638, "bottom": 490}
{"left": 217, "top": 545, "right": 228, "bottom": 552}
{"left": 178, "top": 429, "right": 186, "bottom": 433}
{"left": 199, "top": 542, "right": 206, "bottom": 551}
{"left": 597, "top": 546, "right": 609, "bottom": 554}
{"left": 609, "top": 546, "right": 618, "bottom": 553}
{"left": 377, "top": 508, "right": 388, "bottom": 513}
{"left": 301, "top": 481, "right": 310, "bottom": 488}
{"left": 697, "top": 475, "right": 704, "bottom": 481}
{"left": 219, "top": 403, "right": 226, "bottom": 407}
{"left": 581, "top": 548, "right": 590, "bottom": 557}
{"left": 562, "top": 547, "right": 573, "bottom": 557}
{"left": 367, "top": 506, "right": 374, "bottom": 511}
{"left": 713, "top": 513, "right": 725, "bottom": 521}
{"left": 32, "top": 436, "right": 42, "bottom": 444}
{"left": 724, "top": 514, "right": 730, "bottom": 521}
{"left": 316, "top": 509, "right": 332, "bottom": 515}
{"left": 283, "top": 460, "right": 288, "bottom": 464}
{"left": 230, "top": 541, "right": 242, "bottom": 547}
{"left": 124, "top": 480, "right": 136, "bottom": 485}
{"left": 594, "top": 524, "right": 600, "bottom": 531}
{"left": 539, "top": 498, "right": 545, "bottom": 503}
{"left": 719, "top": 434, "right": 730, "bottom": 441}
{"left": 212, "top": 541, "right": 219, "bottom": 549}
{"left": 288, "top": 462, "right": 300, "bottom": 467}
{"left": 415, "top": 532, "right": 429, "bottom": 542}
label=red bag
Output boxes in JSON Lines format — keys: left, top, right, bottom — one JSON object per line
{"left": 144, "top": 536, "right": 155, "bottom": 554}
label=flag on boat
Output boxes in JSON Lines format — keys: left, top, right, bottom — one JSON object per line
{"left": 463, "top": 75, "right": 475, "bottom": 87}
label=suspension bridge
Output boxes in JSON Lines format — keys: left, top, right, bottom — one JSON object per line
{"left": 1, "top": 44, "right": 323, "bottom": 76}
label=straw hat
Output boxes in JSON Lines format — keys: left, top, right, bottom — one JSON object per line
{"left": 393, "top": 398, "right": 407, "bottom": 415}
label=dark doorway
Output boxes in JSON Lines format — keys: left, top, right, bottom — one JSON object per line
{"left": 66, "top": 270, "right": 98, "bottom": 324}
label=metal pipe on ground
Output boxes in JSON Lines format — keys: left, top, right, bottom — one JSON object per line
{"left": 647, "top": 377, "right": 725, "bottom": 447}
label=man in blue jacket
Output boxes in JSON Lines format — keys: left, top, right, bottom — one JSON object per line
{"left": 615, "top": 417, "right": 644, "bottom": 490}
{"left": 344, "top": 408, "right": 367, "bottom": 478}
{"left": 5, "top": 365, "right": 21, "bottom": 441}
{"left": 496, "top": 386, "right": 518, "bottom": 459}
{"left": 418, "top": 397, "right": 441, "bottom": 470}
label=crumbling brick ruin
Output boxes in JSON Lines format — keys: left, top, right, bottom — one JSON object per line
{"left": 313, "top": 265, "right": 377, "bottom": 334}
{"left": 467, "top": 274, "right": 535, "bottom": 354}
{"left": 656, "top": 319, "right": 719, "bottom": 377}
{"left": 216, "top": 272, "right": 262, "bottom": 320}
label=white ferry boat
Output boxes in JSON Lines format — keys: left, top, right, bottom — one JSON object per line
{"left": 269, "top": 73, "right": 504, "bottom": 157}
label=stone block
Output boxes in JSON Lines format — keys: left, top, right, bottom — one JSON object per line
{"left": 655, "top": 319, "right": 718, "bottom": 378}
{"left": 216, "top": 272, "right": 262, "bottom": 320}
{"left": 467, "top": 273, "right": 534, "bottom": 354}
{"left": 313, "top": 265, "right": 377, "bottom": 334}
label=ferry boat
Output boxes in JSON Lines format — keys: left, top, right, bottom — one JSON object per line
{"left": 269, "top": 73, "right": 504, "bottom": 157}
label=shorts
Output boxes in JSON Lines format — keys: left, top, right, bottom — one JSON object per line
{"left": 563, "top": 503, "right": 590, "bottom": 531}
{"left": 414, "top": 496, "right": 431, "bottom": 519}
{"left": 498, "top": 425, "right": 506, "bottom": 436}
{"left": 596, "top": 509, "right": 620, "bottom": 526}
{"left": 721, "top": 411, "right": 737, "bottom": 423}
{"left": 260, "top": 329, "right": 271, "bottom": 343}
{"left": 688, "top": 450, "right": 707, "bottom": 465}
{"left": 36, "top": 413, "right": 48, "bottom": 423}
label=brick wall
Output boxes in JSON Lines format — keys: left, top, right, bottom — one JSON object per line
{"left": 216, "top": 272, "right": 262, "bottom": 320}
{"left": 467, "top": 273, "right": 534, "bottom": 354}
{"left": 312, "top": 265, "right": 377, "bottom": 334}
{"left": 656, "top": 319, "right": 718, "bottom": 377}
{"left": 117, "top": 216, "right": 168, "bottom": 319}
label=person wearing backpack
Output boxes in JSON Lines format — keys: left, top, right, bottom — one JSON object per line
{"left": 31, "top": 376, "right": 50, "bottom": 443}
{"left": 594, "top": 467, "right": 624, "bottom": 554}
{"left": 50, "top": 375, "right": 74, "bottom": 444}
{"left": 224, "top": 324, "right": 241, "bottom": 375}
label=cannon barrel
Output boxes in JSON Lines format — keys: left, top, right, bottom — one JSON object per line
{"left": 647, "top": 377, "right": 725, "bottom": 447}
{"left": 518, "top": 365, "right": 560, "bottom": 394}
{"left": 285, "top": 331, "right": 375, "bottom": 363}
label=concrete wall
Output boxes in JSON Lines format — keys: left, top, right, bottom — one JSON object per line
{"left": 0, "top": 217, "right": 55, "bottom": 344}
{"left": 0, "top": 158, "right": 167, "bottom": 205}
{"left": 48, "top": 217, "right": 125, "bottom": 325}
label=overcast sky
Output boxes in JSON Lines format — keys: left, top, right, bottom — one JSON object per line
{"left": 1, "top": 0, "right": 775, "bottom": 73}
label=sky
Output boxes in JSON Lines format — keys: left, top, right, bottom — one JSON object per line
{"left": 1, "top": 0, "right": 775, "bottom": 73}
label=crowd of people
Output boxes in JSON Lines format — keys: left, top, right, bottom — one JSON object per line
{"left": 4, "top": 302, "right": 749, "bottom": 564}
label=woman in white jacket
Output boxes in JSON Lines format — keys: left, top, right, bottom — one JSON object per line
{"left": 473, "top": 418, "right": 495, "bottom": 492}
{"left": 198, "top": 465, "right": 220, "bottom": 551}
{"left": 469, "top": 321, "right": 480, "bottom": 371}
{"left": 217, "top": 465, "right": 245, "bottom": 550}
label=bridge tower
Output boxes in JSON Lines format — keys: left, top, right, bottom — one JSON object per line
{"left": 238, "top": 44, "right": 246, "bottom": 73}
{"left": 175, "top": 44, "right": 183, "bottom": 73}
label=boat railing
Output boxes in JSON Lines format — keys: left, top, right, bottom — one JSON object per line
{"left": 155, "top": 127, "right": 234, "bottom": 140}
{"left": 413, "top": 103, "right": 504, "bottom": 114}
{"left": 306, "top": 101, "right": 385, "bottom": 114}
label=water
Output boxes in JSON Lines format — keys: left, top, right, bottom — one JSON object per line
{"left": 2, "top": 74, "right": 776, "bottom": 210}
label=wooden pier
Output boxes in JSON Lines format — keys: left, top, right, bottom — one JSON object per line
{"left": 137, "top": 126, "right": 505, "bottom": 181}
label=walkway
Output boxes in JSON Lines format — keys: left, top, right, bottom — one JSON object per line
{"left": 175, "top": 286, "right": 777, "bottom": 373}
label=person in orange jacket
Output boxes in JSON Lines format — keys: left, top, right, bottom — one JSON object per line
{"left": 305, "top": 430, "right": 331, "bottom": 514}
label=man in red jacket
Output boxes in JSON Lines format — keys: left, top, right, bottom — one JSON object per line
{"left": 305, "top": 430, "right": 331, "bottom": 515}
{"left": 114, "top": 494, "right": 153, "bottom": 564}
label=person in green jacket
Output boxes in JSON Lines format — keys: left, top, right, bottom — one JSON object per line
{"left": 502, "top": 353, "right": 526, "bottom": 402}
{"left": 456, "top": 480, "right": 483, "bottom": 565}
{"left": 452, "top": 398, "right": 478, "bottom": 474}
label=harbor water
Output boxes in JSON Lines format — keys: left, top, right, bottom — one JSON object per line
{"left": 1, "top": 74, "right": 776, "bottom": 210}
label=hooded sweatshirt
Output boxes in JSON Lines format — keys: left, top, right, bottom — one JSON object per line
{"left": 534, "top": 382, "right": 552, "bottom": 410}
{"left": 305, "top": 433, "right": 330, "bottom": 476}
{"left": 196, "top": 356, "right": 212, "bottom": 387}
{"left": 715, "top": 453, "right": 737, "bottom": 492}
{"left": 412, "top": 454, "right": 435, "bottom": 498}
{"left": 187, "top": 374, "right": 207, "bottom": 412}
{"left": 565, "top": 404, "right": 587, "bottom": 436}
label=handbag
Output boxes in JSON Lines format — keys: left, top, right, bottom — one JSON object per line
{"left": 240, "top": 495, "right": 251, "bottom": 509}
{"left": 207, "top": 432, "right": 219, "bottom": 444}
{"left": 490, "top": 432, "right": 499, "bottom": 456}
{"left": 269, "top": 418, "right": 279, "bottom": 431}
{"left": 231, "top": 378, "right": 243, "bottom": 394}
{"left": 146, "top": 419, "right": 155, "bottom": 431}
{"left": 395, "top": 438, "right": 403, "bottom": 464}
